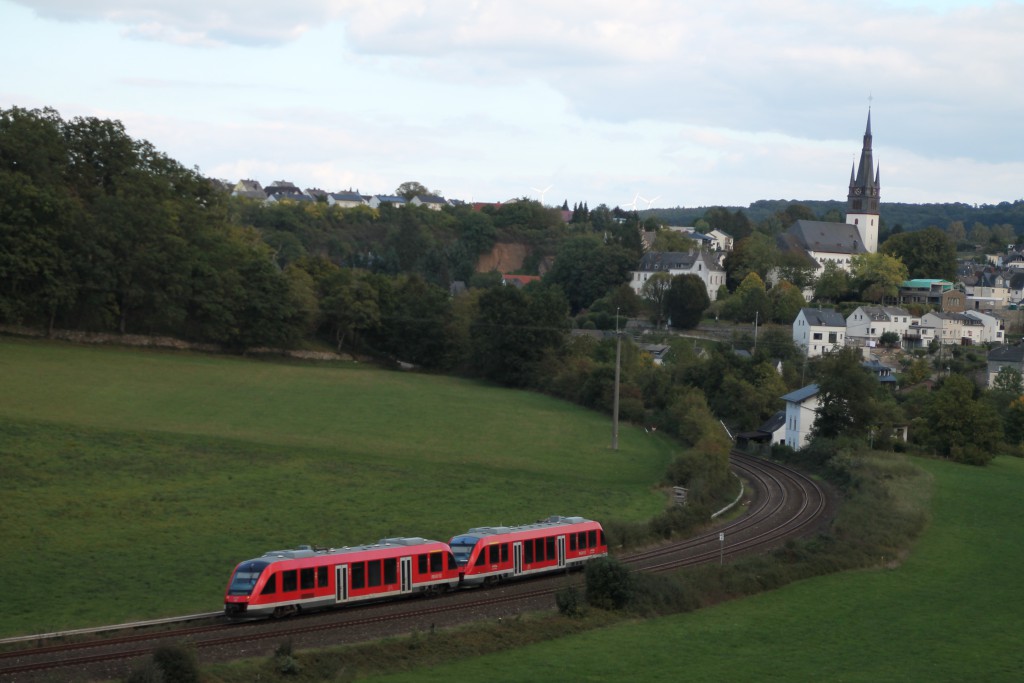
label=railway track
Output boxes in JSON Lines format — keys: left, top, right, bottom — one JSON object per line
{"left": 0, "top": 451, "right": 834, "bottom": 682}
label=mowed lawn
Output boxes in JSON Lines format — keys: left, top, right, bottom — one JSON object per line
{"left": 371, "top": 456, "right": 1024, "bottom": 683}
{"left": 0, "top": 338, "right": 676, "bottom": 637}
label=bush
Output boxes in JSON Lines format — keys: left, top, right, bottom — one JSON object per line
{"left": 585, "top": 557, "right": 633, "bottom": 610}
{"left": 150, "top": 644, "right": 199, "bottom": 683}
{"left": 555, "top": 585, "right": 584, "bottom": 617}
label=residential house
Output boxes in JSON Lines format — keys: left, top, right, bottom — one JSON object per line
{"left": 263, "top": 180, "right": 303, "bottom": 200}
{"left": 637, "top": 343, "right": 671, "bottom": 365}
{"left": 845, "top": 306, "right": 914, "bottom": 349}
{"left": 962, "top": 269, "right": 1011, "bottom": 309}
{"left": 987, "top": 344, "right": 1024, "bottom": 387}
{"left": 327, "top": 191, "right": 368, "bottom": 209}
{"left": 793, "top": 308, "right": 846, "bottom": 357}
{"left": 782, "top": 384, "right": 820, "bottom": 450}
{"left": 898, "top": 279, "right": 963, "bottom": 311}
{"left": 501, "top": 274, "right": 541, "bottom": 288}
{"left": 706, "top": 229, "right": 734, "bottom": 252}
{"left": 369, "top": 195, "right": 407, "bottom": 209}
{"left": 629, "top": 251, "right": 727, "bottom": 301}
{"left": 918, "top": 311, "right": 1002, "bottom": 346}
{"left": 232, "top": 179, "right": 265, "bottom": 200}
{"left": 410, "top": 194, "right": 449, "bottom": 211}
{"left": 1008, "top": 272, "right": 1024, "bottom": 305}
{"left": 862, "top": 358, "right": 898, "bottom": 386}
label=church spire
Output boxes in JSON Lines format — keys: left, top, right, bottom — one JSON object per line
{"left": 846, "top": 108, "right": 881, "bottom": 253}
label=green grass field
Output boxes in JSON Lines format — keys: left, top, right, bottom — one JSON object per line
{"left": 365, "top": 456, "right": 1024, "bottom": 682}
{"left": 0, "top": 338, "right": 677, "bottom": 637}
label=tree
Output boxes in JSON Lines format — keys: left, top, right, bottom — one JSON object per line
{"left": 767, "top": 280, "right": 806, "bottom": 324}
{"left": 723, "top": 233, "right": 777, "bottom": 291}
{"left": 923, "top": 374, "right": 1001, "bottom": 465}
{"left": 665, "top": 274, "right": 710, "bottom": 329}
{"left": 640, "top": 272, "right": 672, "bottom": 328}
{"left": 810, "top": 347, "right": 880, "bottom": 440}
{"left": 395, "top": 181, "right": 433, "bottom": 200}
{"left": 721, "top": 272, "right": 769, "bottom": 323}
{"left": 544, "top": 236, "right": 635, "bottom": 313}
{"left": 813, "top": 262, "right": 853, "bottom": 303}
{"left": 881, "top": 227, "right": 956, "bottom": 281}
{"left": 319, "top": 268, "right": 380, "bottom": 352}
{"left": 850, "top": 252, "right": 908, "bottom": 303}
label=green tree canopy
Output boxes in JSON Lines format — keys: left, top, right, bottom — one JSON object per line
{"left": 850, "top": 252, "right": 909, "bottom": 303}
{"left": 880, "top": 227, "right": 957, "bottom": 281}
{"left": 665, "top": 274, "right": 710, "bottom": 329}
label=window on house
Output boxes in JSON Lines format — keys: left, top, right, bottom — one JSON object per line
{"left": 828, "top": 332, "right": 838, "bottom": 343}
{"left": 812, "top": 332, "right": 822, "bottom": 340}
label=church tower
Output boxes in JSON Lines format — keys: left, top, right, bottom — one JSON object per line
{"left": 846, "top": 110, "right": 880, "bottom": 253}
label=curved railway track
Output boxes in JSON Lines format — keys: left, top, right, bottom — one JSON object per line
{"left": 0, "top": 451, "right": 835, "bottom": 682}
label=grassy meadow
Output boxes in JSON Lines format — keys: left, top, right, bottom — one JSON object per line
{"left": 0, "top": 338, "right": 677, "bottom": 637}
{"left": 356, "top": 456, "right": 1024, "bottom": 682}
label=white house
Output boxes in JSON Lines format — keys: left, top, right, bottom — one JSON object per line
{"left": 368, "top": 195, "right": 407, "bottom": 209}
{"left": 845, "top": 306, "right": 915, "bottom": 348}
{"left": 327, "top": 191, "right": 368, "bottom": 209}
{"left": 782, "top": 384, "right": 820, "bottom": 450}
{"left": 706, "top": 229, "right": 734, "bottom": 252}
{"left": 919, "top": 311, "right": 1003, "bottom": 346}
{"left": 410, "top": 194, "right": 449, "bottom": 211}
{"left": 987, "top": 344, "right": 1024, "bottom": 387}
{"left": 630, "top": 250, "right": 727, "bottom": 302}
{"left": 793, "top": 308, "right": 846, "bottom": 357}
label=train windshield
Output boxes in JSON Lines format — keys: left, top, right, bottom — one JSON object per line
{"left": 227, "top": 560, "right": 269, "bottom": 596}
{"left": 448, "top": 536, "right": 481, "bottom": 566}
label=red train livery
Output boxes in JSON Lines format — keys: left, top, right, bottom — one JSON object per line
{"left": 450, "top": 515, "right": 607, "bottom": 586}
{"left": 224, "top": 537, "right": 459, "bottom": 619}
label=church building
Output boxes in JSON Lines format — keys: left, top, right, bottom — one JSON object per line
{"left": 776, "top": 111, "right": 881, "bottom": 277}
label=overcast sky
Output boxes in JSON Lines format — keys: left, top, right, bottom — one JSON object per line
{"left": 2, "top": 0, "right": 1022, "bottom": 209}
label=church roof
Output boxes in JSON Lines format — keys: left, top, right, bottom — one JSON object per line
{"left": 785, "top": 220, "right": 868, "bottom": 256}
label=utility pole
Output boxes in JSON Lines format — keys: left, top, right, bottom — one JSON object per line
{"left": 612, "top": 308, "right": 621, "bottom": 451}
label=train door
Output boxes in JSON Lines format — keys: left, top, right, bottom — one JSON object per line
{"left": 557, "top": 535, "right": 566, "bottom": 569}
{"left": 335, "top": 565, "right": 349, "bottom": 604}
{"left": 400, "top": 556, "right": 413, "bottom": 594}
{"left": 513, "top": 541, "right": 523, "bottom": 577}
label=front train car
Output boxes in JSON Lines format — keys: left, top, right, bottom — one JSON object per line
{"left": 224, "top": 538, "right": 459, "bottom": 619}
{"left": 451, "top": 515, "right": 607, "bottom": 586}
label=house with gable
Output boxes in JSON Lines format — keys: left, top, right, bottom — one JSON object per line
{"left": 736, "top": 410, "right": 787, "bottom": 451}
{"left": 263, "top": 180, "right": 303, "bottom": 200}
{"left": 782, "top": 384, "right": 820, "bottom": 450}
{"left": 232, "top": 179, "right": 265, "bottom": 200}
{"left": 987, "top": 344, "right": 1024, "bottom": 387}
{"left": 918, "top": 310, "right": 1003, "bottom": 346}
{"left": 327, "top": 191, "right": 368, "bottom": 209}
{"left": 629, "top": 250, "right": 727, "bottom": 301}
{"left": 410, "top": 194, "right": 449, "bottom": 211}
{"left": 793, "top": 308, "right": 846, "bottom": 357}
{"left": 706, "top": 229, "right": 734, "bottom": 252}
{"left": 369, "top": 195, "right": 407, "bottom": 209}
{"left": 845, "top": 305, "right": 915, "bottom": 349}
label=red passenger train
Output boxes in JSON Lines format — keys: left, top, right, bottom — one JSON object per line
{"left": 224, "top": 537, "right": 460, "bottom": 619}
{"left": 450, "top": 515, "right": 608, "bottom": 586}
{"left": 224, "top": 516, "right": 607, "bottom": 619}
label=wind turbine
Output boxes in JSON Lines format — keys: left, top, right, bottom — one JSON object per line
{"left": 531, "top": 185, "right": 552, "bottom": 205}
{"left": 639, "top": 194, "right": 660, "bottom": 210}
{"left": 624, "top": 192, "right": 640, "bottom": 211}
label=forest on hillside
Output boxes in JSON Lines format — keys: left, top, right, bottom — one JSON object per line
{"left": 646, "top": 198, "right": 1024, "bottom": 236}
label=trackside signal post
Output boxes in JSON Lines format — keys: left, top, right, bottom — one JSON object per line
{"left": 719, "top": 532, "right": 725, "bottom": 565}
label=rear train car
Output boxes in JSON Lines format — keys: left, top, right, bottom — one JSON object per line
{"left": 450, "top": 515, "right": 607, "bottom": 586}
{"left": 224, "top": 537, "right": 459, "bottom": 619}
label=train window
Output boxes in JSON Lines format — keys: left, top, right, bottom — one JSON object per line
{"left": 524, "top": 542, "right": 534, "bottom": 564}
{"left": 261, "top": 574, "right": 277, "bottom": 595}
{"left": 569, "top": 534, "right": 577, "bottom": 551}
{"left": 300, "top": 568, "right": 315, "bottom": 590}
{"left": 368, "top": 560, "right": 382, "bottom": 587}
{"left": 474, "top": 551, "right": 486, "bottom": 567}
{"left": 489, "top": 545, "right": 499, "bottom": 564}
{"left": 384, "top": 558, "right": 397, "bottom": 584}
{"left": 501, "top": 544, "right": 509, "bottom": 563}
{"left": 588, "top": 530, "right": 597, "bottom": 548}
{"left": 448, "top": 553, "right": 459, "bottom": 570}
{"left": 430, "top": 552, "right": 443, "bottom": 573}
{"left": 351, "top": 562, "right": 365, "bottom": 589}
{"left": 535, "top": 538, "right": 545, "bottom": 561}
{"left": 417, "top": 554, "right": 428, "bottom": 574}
{"left": 600, "top": 530, "right": 606, "bottom": 546}
{"left": 577, "top": 531, "right": 587, "bottom": 549}
{"left": 546, "top": 537, "right": 555, "bottom": 560}
{"left": 282, "top": 570, "right": 297, "bottom": 592}
{"left": 318, "top": 566, "right": 329, "bottom": 588}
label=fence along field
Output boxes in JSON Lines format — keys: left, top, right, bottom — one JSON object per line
{"left": 0, "top": 338, "right": 676, "bottom": 637}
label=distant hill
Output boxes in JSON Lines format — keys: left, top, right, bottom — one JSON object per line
{"left": 643, "top": 199, "right": 1024, "bottom": 234}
